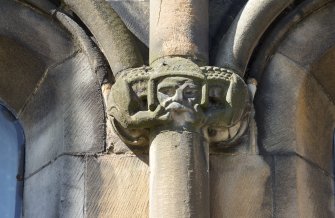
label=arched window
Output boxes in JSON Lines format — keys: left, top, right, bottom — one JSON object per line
{"left": 0, "top": 103, "right": 24, "bottom": 218}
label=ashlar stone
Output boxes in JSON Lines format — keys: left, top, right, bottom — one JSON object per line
{"left": 21, "top": 53, "right": 105, "bottom": 176}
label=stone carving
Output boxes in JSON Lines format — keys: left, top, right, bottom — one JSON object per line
{"left": 202, "top": 66, "right": 250, "bottom": 145}
{"left": 108, "top": 67, "right": 158, "bottom": 146}
{"left": 107, "top": 57, "right": 250, "bottom": 147}
{"left": 147, "top": 58, "right": 208, "bottom": 130}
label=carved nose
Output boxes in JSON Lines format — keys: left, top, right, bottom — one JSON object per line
{"left": 172, "top": 89, "right": 183, "bottom": 102}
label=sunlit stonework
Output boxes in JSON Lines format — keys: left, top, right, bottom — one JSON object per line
{"left": 108, "top": 57, "right": 250, "bottom": 147}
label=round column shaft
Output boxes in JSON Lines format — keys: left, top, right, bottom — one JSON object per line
{"left": 149, "top": 130, "right": 209, "bottom": 218}
{"left": 150, "top": 0, "right": 209, "bottom": 64}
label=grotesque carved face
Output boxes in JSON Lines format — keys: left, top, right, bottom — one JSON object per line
{"left": 157, "top": 76, "right": 201, "bottom": 113}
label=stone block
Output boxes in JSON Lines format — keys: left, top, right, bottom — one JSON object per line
{"left": 256, "top": 52, "right": 335, "bottom": 174}
{"left": 295, "top": 73, "right": 335, "bottom": 174}
{"left": 24, "top": 155, "right": 85, "bottom": 218}
{"left": 21, "top": 53, "right": 105, "bottom": 176}
{"left": 277, "top": 3, "right": 335, "bottom": 68}
{"left": 86, "top": 154, "right": 149, "bottom": 218}
{"left": 210, "top": 154, "right": 272, "bottom": 218}
{"left": 273, "top": 155, "right": 334, "bottom": 218}
{"left": 310, "top": 47, "right": 335, "bottom": 102}
{"left": 0, "top": 0, "right": 77, "bottom": 112}
{"left": 255, "top": 53, "right": 306, "bottom": 153}
{"left": 0, "top": 0, "right": 75, "bottom": 65}
{"left": 0, "top": 37, "right": 45, "bottom": 112}
{"left": 86, "top": 153, "right": 274, "bottom": 217}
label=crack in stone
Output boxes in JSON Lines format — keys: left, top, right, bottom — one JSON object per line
{"left": 17, "top": 50, "right": 80, "bottom": 118}
{"left": 157, "top": 0, "right": 163, "bottom": 25}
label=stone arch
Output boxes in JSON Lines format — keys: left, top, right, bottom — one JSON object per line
{"left": 0, "top": 1, "right": 107, "bottom": 217}
{"left": 249, "top": 1, "right": 335, "bottom": 217}
{"left": 1, "top": 0, "right": 334, "bottom": 217}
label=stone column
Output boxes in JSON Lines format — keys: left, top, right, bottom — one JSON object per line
{"left": 108, "top": 59, "right": 249, "bottom": 218}
{"left": 150, "top": 130, "right": 209, "bottom": 218}
{"left": 150, "top": 0, "right": 209, "bottom": 64}
{"left": 145, "top": 57, "right": 209, "bottom": 218}
{"left": 108, "top": 1, "right": 249, "bottom": 217}
{"left": 149, "top": 1, "right": 209, "bottom": 216}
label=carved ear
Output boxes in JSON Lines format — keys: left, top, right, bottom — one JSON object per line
{"left": 147, "top": 78, "right": 157, "bottom": 111}
{"left": 108, "top": 79, "right": 132, "bottom": 114}
{"left": 226, "top": 74, "right": 249, "bottom": 125}
{"left": 201, "top": 82, "right": 208, "bottom": 107}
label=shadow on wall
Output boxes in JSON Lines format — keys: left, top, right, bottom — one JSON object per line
{"left": 0, "top": 37, "right": 46, "bottom": 112}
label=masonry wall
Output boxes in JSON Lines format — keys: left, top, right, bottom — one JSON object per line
{"left": 0, "top": 1, "right": 334, "bottom": 217}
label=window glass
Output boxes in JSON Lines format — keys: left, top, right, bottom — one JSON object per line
{"left": 0, "top": 104, "right": 24, "bottom": 218}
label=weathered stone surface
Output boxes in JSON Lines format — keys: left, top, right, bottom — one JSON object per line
{"left": 84, "top": 153, "right": 274, "bottom": 218}
{"left": 210, "top": 154, "right": 272, "bottom": 218}
{"left": 310, "top": 47, "right": 335, "bottom": 102}
{"left": 277, "top": 2, "right": 335, "bottom": 69}
{"left": 21, "top": 53, "right": 105, "bottom": 176}
{"left": 295, "top": 72, "right": 335, "bottom": 174}
{"left": 86, "top": 155, "right": 149, "bottom": 218}
{"left": 209, "top": 0, "right": 248, "bottom": 47}
{"left": 256, "top": 53, "right": 305, "bottom": 153}
{"left": 0, "top": 0, "right": 75, "bottom": 65}
{"left": 109, "top": 1, "right": 150, "bottom": 46}
{"left": 24, "top": 156, "right": 85, "bottom": 218}
{"left": 4, "top": 2, "right": 333, "bottom": 218}
{"left": 0, "top": 37, "right": 45, "bottom": 112}
{"left": 150, "top": 0, "right": 209, "bottom": 63}
{"left": 64, "top": 0, "right": 144, "bottom": 75}
{"left": 256, "top": 52, "right": 335, "bottom": 174}
{"left": 24, "top": 0, "right": 58, "bottom": 13}
{"left": 253, "top": 4, "right": 335, "bottom": 218}
{"left": 215, "top": 0, "right": 293, "bottom": 75}
{"left": 55, "top": 11, "right": 112, "bottom": 86}
{"left": 0, "top": 1, "right": 76, "bottom": 112}
{"left": 106, "top": 116, "right": 133, "bottom": 154}
{"left": 272, "top": 155, "right": 299, "bottom": 218}
{"left": 273, "top": 155, "right": 334, "bottom": 218}
{"left": 107, "top": 0, "right": 248, "bottom": 52}
{"left": 150, "top": 131, "right": 209, "bottom": 218}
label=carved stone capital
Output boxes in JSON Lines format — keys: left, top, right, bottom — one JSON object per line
{"left": 107, "top": 57, "right": 250, "bottom": 147}
{"left": 201, "top": 66, "right": 250, "bottom": 145}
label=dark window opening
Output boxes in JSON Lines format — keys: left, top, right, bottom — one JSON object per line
{"left": 0, "top": 103, "right": 24, "bottom": 218}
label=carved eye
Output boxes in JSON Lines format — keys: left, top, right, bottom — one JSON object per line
{"left": 159, "top": 87, "right": 176, "bottom": 97}
{"left": 183, "top": 87, "right": 198, "bottom": 98}
{"left": 209, "top": 96, "right": 220, "bottom": 105}
{"left": 140, "top": 95, "right": 148, "bottom": 108}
